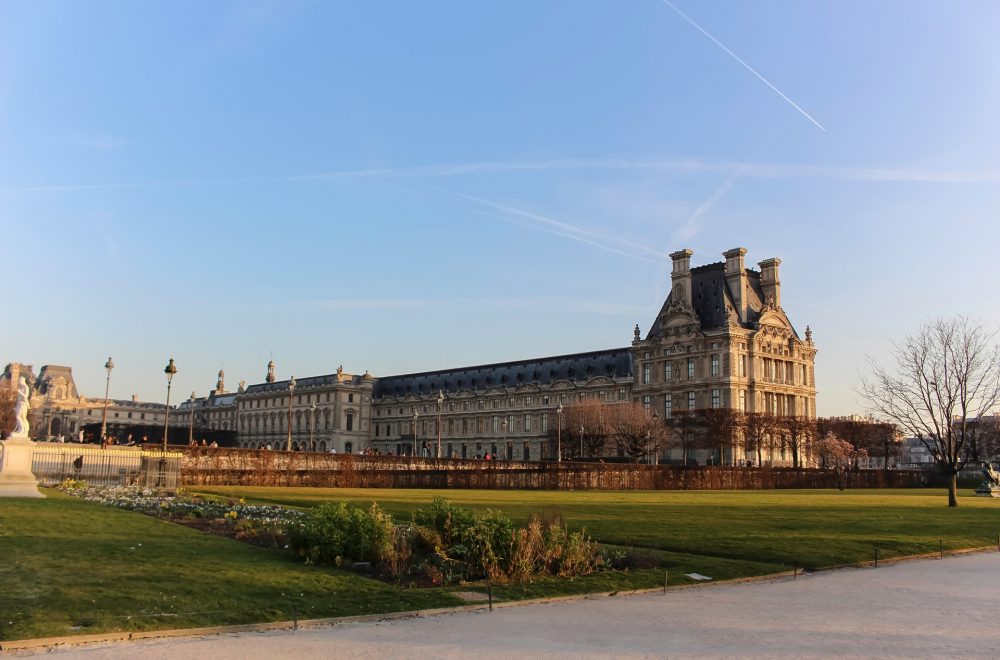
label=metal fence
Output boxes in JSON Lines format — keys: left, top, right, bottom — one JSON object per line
{"left": 30, "top": 444, "right": 183, "bottom": 488}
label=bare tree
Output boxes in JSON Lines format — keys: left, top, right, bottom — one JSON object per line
{"left": 861, "top": 317, "right": 1000, "bottom": 507}
{"left": 871, "top": 421, "right": 902, "bottom": 472}
{"left": 963, "top": 415, "right": 1000, "bottom": 464}
{"left": 666, "top": 410, "right": 700, "bottom": 466}
{"left": 0, "top": 386, "right": 15, "bottom": 439}
{"left": 778, "top": 415, "right": 815, "bottom": 468}
{"left": 742, "top": 412, "right": 776, "bottom": 467}
{"left": 609, "top": 403, "right": 665, "bottom": 463}
{"left": 561, "top": 398, "right": 612, "bottom": 459}
{"left": 698, "top": 408, "right": 743, "bottom": 466}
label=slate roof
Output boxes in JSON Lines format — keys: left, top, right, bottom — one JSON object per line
{"left": 645, "top": 263, "right": 766, "bottom": 340}
{"left": 244, "top": 372, "right": 364, "bottom": 395}
{"left": 374, "top": 348, "right": 633, "bottom": 399}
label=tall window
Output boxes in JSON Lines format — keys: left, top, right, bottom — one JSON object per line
{"left": 688, "top": 391, "right": 696, "bottom": 410}
{"left": 739, "top": 390, "right": 747, "bottom": 412}
{"left": 618, "top": 388, "right": 626, "bottom": 401}
{"left": 711, "top": 389, "right": 720, "bottom": 408}
{"left": 642, "top": 395, "right": 651, "bottom": 411}
{"left": 740, "top": 355, "right": 747, "bottom": 378}
{"left": 492, "top": 416, "right": 499, "bottom": 433}
{"left": 687, "top": 358, "right": 695, "bottom": 379}
{"left": 642, "top": 364, "right": 651, "bottom": 384}
{"left": 664, "top": 394, "right": 672, "bottom": 418}
{"left": 542, "top": 413, "right": 549, "bottom": 431}
{"left": 524, "top": 414, "right": 531, "bottom": 432}
{"left": 664, "top": 362, "right": 672, "bottom": 381}
{"left": 711, "top": 354, "right": 719, "bottom": 377}
{"left": 802, "top": 365, "right": 808, "bottom": 386}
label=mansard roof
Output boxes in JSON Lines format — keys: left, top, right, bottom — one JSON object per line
{"left": 644, "top": 262, "right": 767, "bottom": 340}
{"left": 244, "top": 371, "right": 366, "bottom": 394}
{"left": 374, "top": 347, "right": 633, "bottom": 399}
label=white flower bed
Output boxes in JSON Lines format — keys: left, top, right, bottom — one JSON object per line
{"left": 59, "top": 482, "right": 303, "bottom": 527}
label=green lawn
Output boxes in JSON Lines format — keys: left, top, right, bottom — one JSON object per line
{"left": 192, "top": 486, "right": 1000, "bottom": 570}
{"left": 0, "top": 490, "right": 459, "bottom": 642}
{"left": 5, "top": 487, "right": 1000, "bottom": 642}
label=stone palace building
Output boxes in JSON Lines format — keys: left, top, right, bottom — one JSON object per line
{"left": 5, "top": 247, "right": 817, "bottom": 464}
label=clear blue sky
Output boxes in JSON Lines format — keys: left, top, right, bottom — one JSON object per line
{"left": 2, "top": 1, "right": 999, "bottom": 415}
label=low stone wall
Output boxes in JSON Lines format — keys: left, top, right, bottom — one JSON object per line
{"left": 177, "top": 447, "right": 928, "bottom": 490}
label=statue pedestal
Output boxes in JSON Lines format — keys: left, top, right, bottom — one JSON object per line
{"left": 975, "top": 485, "right": 1000, "bottom": 498}
{"left": 0, "top": 436, "right": 45, "bottom": 498}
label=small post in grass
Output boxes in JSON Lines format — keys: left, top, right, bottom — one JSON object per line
{"left": 793, "top": 565, "right": 797, "bottom": 580}
{"left": 940, "top": 539, "right": 944, "bottom": 559}
{"left": 488, "top": 584, "right": 493, "bottom": 612}
{"left": 875, "top": 546, "right": 880, "bottom": 568}
{"left": 664, "top": 569, "right": 668, "bottom": 594}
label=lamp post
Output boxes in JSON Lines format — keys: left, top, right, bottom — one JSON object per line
{"left": 651, "top": 410, "right": 659, "bottom": 465}
{"left": 579, "top": 424, "right": 584, "bottom": 461}
{"left": 412, "top": 411, "right": 419, "bottom": 457}
{"left": 556, "top": 403, "right": 563, "bottom": 463}
{"left": 188, "top": 391, "right": 196, "bottom": 445}
{"left": 502, "top": 419, "right": 508, "bottom": 461}
{"left": 286, "top": 376, "right": 296, "bottom": 451}
{"left": 100, "top": 357, "right": 114, "bottom": 442}
{"left": 162, "top": 358, "right": 177, "bottom": 449}
{"left": 436, "top": 390, "right": 444, "bottom": 459}
{"left": 310, "top": 401, "right": 317, "bottom": 452}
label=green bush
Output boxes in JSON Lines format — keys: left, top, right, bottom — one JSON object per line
{"left": 413, "top": 497, "right": 475, "bottom": 546}
{"left": 288, "top": 502, "right": 395, "bottom": 566}
{"left": 290, "top": 498, "right": 604, "bottom": 584}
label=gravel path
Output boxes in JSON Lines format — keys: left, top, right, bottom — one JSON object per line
{"left": 28, "top": 552, "right": 1000, "bottom": 659}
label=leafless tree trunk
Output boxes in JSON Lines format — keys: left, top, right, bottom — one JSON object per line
{"left": 609, "top": 403, "right": 665, "bottom": 463}
{"left": 779, "top": 415, "right": 815, "bottom": 468}
{"left": 861, "top": 317, "right": 1000, "bottom": 507}
{"left": 743, "top": 412, "right": 774, "bottom": 467}
{"left": 0, "top": 386, "right": 16, "bottom": 439}
{"left": 667, "top": 410, "right": 700, "bottom": 466}
{"left": 698, "top": 408, "right": 742, "bottom": 466}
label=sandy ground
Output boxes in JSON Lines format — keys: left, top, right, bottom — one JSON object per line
{"left": 22, "top": 552, "right": 1000, "bottom": 659}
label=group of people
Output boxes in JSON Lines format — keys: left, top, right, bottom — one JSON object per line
{"left": 187, "top": 438, "right": 219, "bottom": 448}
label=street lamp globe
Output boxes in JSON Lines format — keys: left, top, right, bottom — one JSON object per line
{"left": 162, "top": 357, "right": 177, "bottom": 449}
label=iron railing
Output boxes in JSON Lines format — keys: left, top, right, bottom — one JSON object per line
{"left": 28, "top": 444, "right": 182, "bottom": 488}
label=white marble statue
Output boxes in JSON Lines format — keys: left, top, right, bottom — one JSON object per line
{"left": 11, "top": 376, "right": 30, "bottom": 438}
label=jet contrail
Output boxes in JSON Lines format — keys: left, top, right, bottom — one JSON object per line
{"left": 658, "top": 0, "right": 826, "bottom": 132}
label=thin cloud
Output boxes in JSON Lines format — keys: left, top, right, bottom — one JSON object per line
{"left": 469, "top": 208, "right": 662, "bottom": 265}
{"left": 4, "top": 158, "right": 1000, "bottom": 193}
{"left": 658, "top": 0, "right": 826, "bottom": 132}
{"left": 670, "top": 173, "right": 739, "bottom": 245}
{"left": 219, "top": 296, "right": 648, "bottom": 316}
{"left": 447, "top": 187, "right": 663, "bottom": 259}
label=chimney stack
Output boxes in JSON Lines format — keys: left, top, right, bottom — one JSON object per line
{"left": 669, "top": 249, "right": 694, "bottom": 308}
{"left": 758, "top": 257, "right": 782, "bottom": 307}
{"left": 723, "top": 247, "right": 748, "bottom": 322}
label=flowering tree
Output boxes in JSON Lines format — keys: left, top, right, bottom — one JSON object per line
{"left": 814, "top": 433, "right": 868, "bottom": 491}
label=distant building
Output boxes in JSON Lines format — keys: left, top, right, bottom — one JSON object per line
{"left": 901, "top": 437, "right": 936, "bottom": 467}
{"left": 1, "top": 362, "right": 168, "bottom": 441}
{"left": 7, "top": 246, "right": 818, "bottom": 461}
